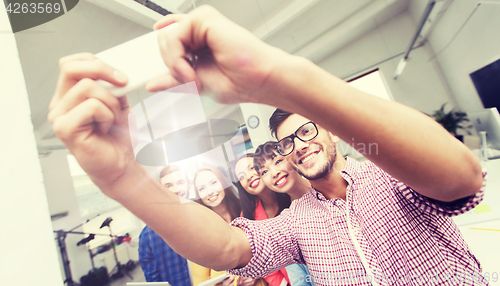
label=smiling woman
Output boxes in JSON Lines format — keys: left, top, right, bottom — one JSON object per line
{"left": 191, "top": 166, "right": 264, "bottom": 286}
{"left": 253, "top": 142, "right": 312, "bottom": 201}
{"left": 233, "top": 154, "right": 292, "bottom": 286}
{"left": 233, "top": 154, "right": 291, "bottom": 221}
{"left": 193, "top": 166, "right": 241, "bottom": 223}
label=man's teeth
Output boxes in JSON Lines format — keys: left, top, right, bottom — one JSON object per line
{"left": 301, "top": 153, "right": 317, "bottom": 164}
{"left": 276, "top": 176, "right": 286, "bottom": 185}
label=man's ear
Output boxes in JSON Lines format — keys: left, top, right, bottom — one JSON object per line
{"left": 329, "top": 132, "right": 339, "bottom": 143}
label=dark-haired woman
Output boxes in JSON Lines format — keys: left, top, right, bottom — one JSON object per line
{"left": 253, "top": 142, "right": 315, "bottom": 286}
{"left": 234, "top": 154, "right": 291, "bottom": 286}
{"left": 194, "top": 166, "right": 241, "bottom": 223}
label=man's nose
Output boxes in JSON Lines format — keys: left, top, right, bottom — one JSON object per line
{"left": 294, "top": 137, "right": 309, "bottom": 154}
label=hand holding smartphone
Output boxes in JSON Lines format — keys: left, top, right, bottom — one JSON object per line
{"left": 95, "top": 23, "right": 179, "bottom": 97}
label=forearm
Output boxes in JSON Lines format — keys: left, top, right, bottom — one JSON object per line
{"left": 101, "top": 162, "right": 252, "bottom": 270}
{"left": 263, "top": 56, "right": 482, "bottom": 201}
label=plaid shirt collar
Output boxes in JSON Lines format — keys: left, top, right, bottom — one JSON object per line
{"left": 310, "top": 157, "right": 358, "bottom": 201}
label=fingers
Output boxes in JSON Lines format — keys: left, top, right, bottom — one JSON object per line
{"left": 145, "top": 74, "right": 183, "bottom": 93}
{"left": 117, "top": 95, "right": 131, "bottom": 113}
{"left": 238, "top": 277, "right": 255, "bottom": 286}
{"left": 154, "top": 6, "right": 228, "bottom": 92}
{"left": 49, "top": 54, "right": 129, "bottom": 144}
{"left": 155, "top": 9, "right": 216, "bottom": 91}
{"left": 48, "top": 78, "right": 122, "bottom": 125}
{"left": 51, "top": 57, "right": 128, "bottom": 110}
{"left": 222, "top": 276, "right": 235, "bottom": 286}
{"left": 52, "top": 97, "right": 115, "bottom": 143}
{"left": 153, "top": 14, "right": 187, "bottom": 30}
{"left": 158, "top": 23, "right": 199, "bottom": 85}
{"left": 58, "top": 52, "right": 96, "bottom": 66}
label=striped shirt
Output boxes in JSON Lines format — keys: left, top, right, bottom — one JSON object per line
{"left": 138, "top": 226, "right": 191, "bottom": 286}
{"left": 229, "top": 157, "right": 486, "bottom": 286}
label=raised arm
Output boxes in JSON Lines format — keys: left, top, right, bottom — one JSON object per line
{"left": 266, "top": 61, "right": 483, "bottom": 202}
{"left": 48, "top": 54, "right": 251, "bottom": 270}
{"left": 114, "top": 164, "right": 252, "bottom": 270}
{"left": 149, "top": 6, "right": 482, "bottom": 202}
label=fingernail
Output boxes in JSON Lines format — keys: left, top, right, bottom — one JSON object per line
{"left": 114, "top": 70, "right": 128, "bottom": 84}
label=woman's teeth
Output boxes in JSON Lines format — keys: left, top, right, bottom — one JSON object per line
{"left": 275, "top": 176, "right": 287, "bottom": 186}
{"left": 208, "top": 194, "right": 218, "bottom": 202}
{"left": 250, "top": 179, "right": 260, "bottom": 188}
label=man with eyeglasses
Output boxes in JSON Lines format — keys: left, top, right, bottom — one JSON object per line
{"left": 48, "top": 6, "right": 486, "bottom": 286}
{"left": 230, "top": 108, "right": 486, "bottom": 285}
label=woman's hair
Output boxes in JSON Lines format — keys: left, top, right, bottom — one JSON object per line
{"left": 193, "top": 166, "right": 241, "bottom": 221}
{"left": 253, "top": 141, "right": 278, "bottom": 174}
{"left": 234, "top": 154, "right": 291, "bottom": 220}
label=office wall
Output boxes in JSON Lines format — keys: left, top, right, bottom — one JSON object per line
{"left": 411, "top": 0, "right": 500, "bottom": 111}
{"left": 240, "top": 103, "right": 276, "bottom": 149}
{"left": 0, "top": 8, "right": 63, "bottom": 286}
{"left": 318, "top": 11, "right": 455, "bottom": 115}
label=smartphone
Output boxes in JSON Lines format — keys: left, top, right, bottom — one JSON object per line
{"left": 95, "top": 24, "right": 178, "bottom": 97}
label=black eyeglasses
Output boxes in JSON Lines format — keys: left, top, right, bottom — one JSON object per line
{"left": 274, "top": 122, "right": 318, "bottom": 156}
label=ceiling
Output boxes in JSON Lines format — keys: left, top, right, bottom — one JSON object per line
{"left": 14, "top": 0, "right": 413, "bottom": 145}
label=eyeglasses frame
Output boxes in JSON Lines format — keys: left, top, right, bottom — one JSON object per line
{"left": 274, "top": 121, "right": 319, "bottom": 156}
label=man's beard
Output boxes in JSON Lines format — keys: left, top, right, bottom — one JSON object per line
{"left": 295, "top": 140, "right": 337, "bottom": 181}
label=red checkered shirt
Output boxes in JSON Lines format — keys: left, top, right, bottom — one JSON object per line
{"left": 229, "top": 157, "right": 487, "bottom": 286}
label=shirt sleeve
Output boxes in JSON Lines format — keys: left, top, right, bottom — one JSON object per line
{"left": 227, "top": 209, "right": 301, "bottom": 278}
{"left": 389, "top": 165, "right": 487, "bottom": 217}
{"left": 138, "top": 227, "right": 161, "bottom": 282}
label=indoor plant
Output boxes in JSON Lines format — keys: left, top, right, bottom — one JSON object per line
{"left": 428, "top": 103, "right": 472, "bottom": 141}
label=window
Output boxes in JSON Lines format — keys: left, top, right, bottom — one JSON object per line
{"left": 339, "top": 69, "right": 393, "bottom": 160}
{"left": 347, "top": 69, "right": 393, "bottom": 101}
